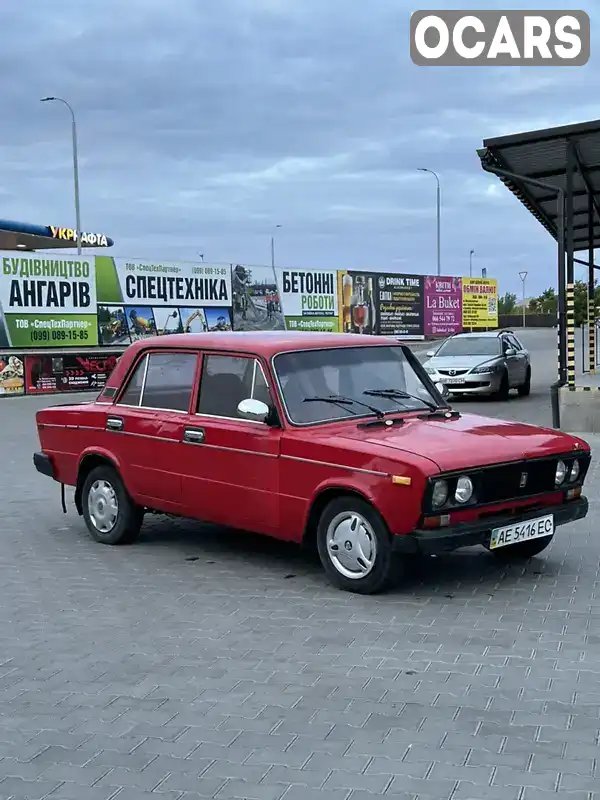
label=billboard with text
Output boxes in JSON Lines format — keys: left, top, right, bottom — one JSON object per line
{"left": 95, "top": 257, "right": 233, "bottom": 346}
{"left": 0, "top": 251, "right": 98, "bottom": 348}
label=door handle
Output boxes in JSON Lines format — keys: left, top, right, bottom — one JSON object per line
{"left": 183, "top": 427, "right": 205, "bottom": 444}
{"left": 106, "top": 416, "right": 124, "bottom": 431}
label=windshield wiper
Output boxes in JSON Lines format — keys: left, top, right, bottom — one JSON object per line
{"left": 303, "top": 395, "right": 386, "bottom": 419}
{"left": 364, "top": 388, "right": 460, "bottom": 419}
{"left": 363, "top": 387, "right": 438, "bottom": 413}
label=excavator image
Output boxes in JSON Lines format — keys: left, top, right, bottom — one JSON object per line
{"left": 128, "top": 309, "right": 156, "bottom": 337}
{"left": 157, "top": 309, "right": 182, "bottom": 335}
{"left": 208, "top": 314, "right": 231, "bottom": 332}
{"left": 183, "top": 309, "right": 208, "bottom": 333}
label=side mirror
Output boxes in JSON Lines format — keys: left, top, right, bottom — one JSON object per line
{"left": 505, "top": 348, "right": 516, "bottom": 357}
{"left": 435, "top": 381, "right": 450, "bottom": 399}
{"left": 237, "top": 398, "right": 269, "bottom": 422}
{"left": 426, "top": 350, "right": 435, "bottom": 358}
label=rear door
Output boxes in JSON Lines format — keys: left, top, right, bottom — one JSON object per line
{"left": 107, "top": 349, "right": 199, "bottom": 514}
{"left": 179, "top": 351, "right": 282, "bottom": 536}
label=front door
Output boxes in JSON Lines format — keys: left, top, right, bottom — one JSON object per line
{"left": 180, "top": 352, "right": 281, "bottom": 535}
{"left": 108, "top": 349, "right": 199, "bottom": 514}
{"left": 502, "top": 336, "right": 520, "bottom": 387}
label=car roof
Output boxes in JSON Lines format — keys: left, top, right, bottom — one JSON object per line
{"left": 446, "top": 330, "right": 512, "bottom": 339}
{"left": 125, "top": 330, "right": 395, "bottom": 360}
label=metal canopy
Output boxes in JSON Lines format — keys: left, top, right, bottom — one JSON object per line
{"left": 478, "top": 119, "right": 600, "bottom": 252}
{"left": 0, "top": 219, "right": 114, "bottom": 252}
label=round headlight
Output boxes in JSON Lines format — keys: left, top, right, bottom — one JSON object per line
{"left": 555, "top": 460, "right": 567, "bottom": 485}
{"left": 570, "top": 459, "right": 580, "bottom": 482}
{"left": 455, "top": 475, "right": 474, "bottom": 504}
{"left": 432, "top": 479, "right": 449, "bottom": 508}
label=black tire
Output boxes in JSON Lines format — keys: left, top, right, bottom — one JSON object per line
{"left": 496, "top": 370, "right": 510, "bottom": 400}
{"left": 491, "top": 535, "right": 553, "bottom": 561}
{"left": 316, "top": 496, "right": 398, "bottom": 594}
{"left": 81, "top": 465, "right": 144, "bottom": 545}
{"left": 518, "top": 367, "right": 531, "bottom": 397}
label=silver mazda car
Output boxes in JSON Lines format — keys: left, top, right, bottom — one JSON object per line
{"left": 423, "top": 330, "right": 531, "bottom": 399}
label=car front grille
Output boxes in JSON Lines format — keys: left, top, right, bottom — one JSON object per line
{"left": 437, "top": 369, "right": 469, "bottom": 376}
{"left": 424, "top": 452, "right": 591, "bottom": 513}
{"left": 477, "top": 453, "right": 591, "bottom": 506}
{"left": 479, "top": 459, "right": 557, "bottom": 503}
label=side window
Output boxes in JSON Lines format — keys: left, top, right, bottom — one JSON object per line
{"left": 141, "top": 352, "right": 198, "bottom": 411}
{"left": 501, "top": 336, "right": 511, "bottom": 354}
{"left": 251, "top": 361, "right": 273, "bottom": 407}
{"left": 198, "top": 355, "right": 272, "bottom": 419}
{"left": 118, "top": 355, "right": 147, "bottom": 406}
{"left": 508, "top": 334, "right": 522, "bottom": 351}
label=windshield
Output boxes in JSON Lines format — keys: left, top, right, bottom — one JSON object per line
{"left": 273, "top": 345, "right": 440, "bottom": 424}
{"left": 435, "top": 336, "right": 500, "bottom": 357}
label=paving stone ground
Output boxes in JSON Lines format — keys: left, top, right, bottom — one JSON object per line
{"left": 2, "top": 393, "right": 600, "bottom": 800}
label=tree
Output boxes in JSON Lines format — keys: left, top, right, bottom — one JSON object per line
{"left": 528, "top": 281, "right": 600, "bottom": 326}
{"left": 533, "top": 287, "right": 557, "bottom": 315}
{"left": 574, "top": 280, "right": 589, "bottom": 327}
{"left": 498, "top": 292, "right": 517, "bottom": 315}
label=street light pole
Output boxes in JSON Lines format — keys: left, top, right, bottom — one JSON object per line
{"left": 519, "top": 271, "right": 528, "bottom": 328}
{"left": 41, "top": 96, "right": 82, "bottom": 255}
{"left": 418, "top": 168, "right": 441, "bottom": 276}
{"left": 469, "top": 249, "right": 475, "bottom": 277}
{"left": 271, "top": 224, "right": 282, "bottom": 270}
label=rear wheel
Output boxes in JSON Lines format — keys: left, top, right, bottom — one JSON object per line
{"left": 518, "top": 367, "right": 531, "bottom": 397}
{"left": 82, "top": 465, "right": 144, "bottom": 545}
{"left": 316, "top": 497, "right": 398, "bottom": 594}
{"left": 491, "top": 535, "right": 553, "bottom": 561}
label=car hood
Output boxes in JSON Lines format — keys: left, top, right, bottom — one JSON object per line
{"left": 426, "top": 355, "right": 498, "bottom": 371}
{"left": 340, "top": 412, "right": 588, "bottom": 473}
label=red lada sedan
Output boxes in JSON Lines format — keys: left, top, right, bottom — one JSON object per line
{"left": 34, "top": 332, "right": 591, "bottom": 594}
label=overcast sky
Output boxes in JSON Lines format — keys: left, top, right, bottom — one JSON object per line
{"left": 1, "top": 0, "right": 598, "bottom": 295}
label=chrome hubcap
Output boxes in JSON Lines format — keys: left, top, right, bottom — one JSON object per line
{"left": 326, "top": 512, "right": 377, "bottom": 579}
{"left": 87, "top": 480, "right": 118, "bottom": 533}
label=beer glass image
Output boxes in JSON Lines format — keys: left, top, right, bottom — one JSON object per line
{"left": 352, "top": 302, "right": 368, "bottom": 334}
{"left": 342, "top": 274, "right": 353, "bottom": 332}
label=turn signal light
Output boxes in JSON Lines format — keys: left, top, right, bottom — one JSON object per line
{"left": 423, "top": 514, "right": 451, "bottom": 529}
{"left": 566, "top": 487, "right": 581, "bottom": 500}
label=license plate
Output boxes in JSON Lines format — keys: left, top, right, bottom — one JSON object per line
{"left": 444, "top": 377, "right": 465, "bottom": 385}
{"left": 489, "top": 514, "right": 554, "bottom": 550}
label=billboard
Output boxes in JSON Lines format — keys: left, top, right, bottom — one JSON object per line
{"left": 276, "top": 268, "right": 340, "bottom": 332}
{"left": 0, "top": 252, "right": 98, "bottom": 348}
{"left": 95, "top": 257, "right": 233, "bottom": 346}
{"left": 462, "top": 278, "right": 498, "bottom": 328}
{"left": 232, "top": 264, "right": 284, "bottom": 332}
{"left": 24, "top": 352, "right": 119, "bottom": 395}
{"left": 424, "top": 276, "right": 462, "bottom": 336}
{"left": 338, "top": 272, "right": 378, "bottom": 335}
{"left": 0, "top": 353, "right": 25, "bottom": 396}
{"left": 374, "top": 273, "right": 425, "bottom": 338}
{"left": 0, "top": 252, "right": 500, "bottom": 361}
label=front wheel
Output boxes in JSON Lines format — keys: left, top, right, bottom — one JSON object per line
{"left": 316, "top": 497, "right": 398, "bottom": 594}
{"left": 82, "top": 465, "right": 144, "bottom": 545}
{"left": 518, "top": 367, "right": 531, "bottom": 397}
{"left": 491, "top": 535, "right": 553, "bottom": 561}
{"left": 496, "top": 370, "right": 510, "bottom": 400}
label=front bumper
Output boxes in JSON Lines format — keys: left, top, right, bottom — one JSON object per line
{"left": 434, "top": 373, "right": 503, "bottom": 395}
{"left": 33, "top": 451, "right": 55, "bottom": 479}
{"left": 392, "top": 497, "right": 588, "bottom": 555}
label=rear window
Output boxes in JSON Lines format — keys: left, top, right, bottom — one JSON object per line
{"left": 118, "top": 351, "right": 198, "bottom": 412}
{"left": 436, "top": 337, "right": 500, "bottom": 357}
